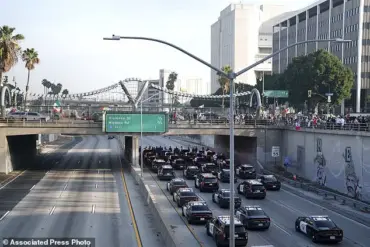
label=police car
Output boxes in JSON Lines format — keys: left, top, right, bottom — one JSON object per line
{"left": 212, "top": 189, "right": 241, "bottom": 208}
{"left": 157, "top": 165, "right": 175, "bottom": 180}
{"left": 235, "top": 164, "right": 256, "bottom": 179}
{"left": 183, "top": 166, "right": 200, "bottom": 179}
{"left": 205, "top": 215, "right": 248, "bottom": 246}
{"left": 295, "top": 215, "right": 343, "bottom": 243}
{"left": 237, "top": 180, "right": 266, "bottom": 199}
{"left": 182, "top": 201, "right": 213, "bottom": 224}
{"left": 173, "top": 188, "right": 198, "bottom": 207}
{"left": 235, "top": 206, "right": 270, "bottom": 230}
{"left": 166, "top": 178, "right": 188, "bottom": 195}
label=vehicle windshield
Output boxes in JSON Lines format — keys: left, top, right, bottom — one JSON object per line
{"left": 315, "top": 220, "right": 336, "bottom": 228}
{"left": 247, "top": 210, "right": 265, "bottom": 216}
{"left": 173, "top": 181, "right": 186, "bottom": 186}
{"left": 176, "top": 160, "right": 185, "bottom": 164}
{"left": 265, "top": 176, "right": 277, "bottom": 182}
{"left": 225, "top": 225, "right": 246, "bottom": 234}
{"left": 252, "top": 185, "right": 265, "bottom": 190}
{"left": 222, "top": 192, "right": 231, "bottom": 197}
{"left": 191, "top": 205, "right": 209, "bottom": 211}
{"left": 204, "top": 178, "right": 217, "bottom": 183}
{"left": 162, "top": 169, "right": 173, "bottom": 173}
{"left": 223, "top": 170, "right": 230, "bottom": 175}
{"left": 206, "top": 164, "right": 216, "bottom": 168}
{"left": 242, "top": 166, "right": 253, "bottom": 171}
{"left": 181, "top": 192, "right": 196, "bottom": 197}
{"left": 197, "top": 158, "right": 206, "bottom": 162}
{"left": 188, "top": 167, "right": 199, "bottom": 170}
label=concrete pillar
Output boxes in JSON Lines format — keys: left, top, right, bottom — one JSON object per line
{"left": 132, "top": 136, "right": 139, "bottom": 167}
{"left": 124, "top": 136, "right": 132, "bottom": 163}
{"left": 0, "top": 131, "right": 13, "bottom": 174}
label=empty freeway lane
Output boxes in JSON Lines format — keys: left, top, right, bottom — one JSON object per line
{"left": 0, "top": 135, "right": 163, "bottom": 247}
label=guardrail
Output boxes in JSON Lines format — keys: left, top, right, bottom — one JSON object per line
{"left": 261, "top": 169, "right": 370, "bottom": 213}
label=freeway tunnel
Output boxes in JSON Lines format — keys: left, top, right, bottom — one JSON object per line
{"left": 0, "top": 134, "right": 38, "bottom": 173}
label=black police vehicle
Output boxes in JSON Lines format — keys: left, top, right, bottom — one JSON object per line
{"left": 258, "top": 175, "right": 281, "bottom": 190}
{"left": 151, "top": 159, "right": 166, "bottom": 172}
{"left": 157, "top": 165, "right": 175, "bottom": 181}
{"left": 235, "top": 164, "right": 256, "bottom": 179}
{"left": 182, "top": 201, "right": 213, "bottom": 224}
{"left": 295, "top": 215, "right": 343, "bottom": 243}
{"left": 193, "top": 156, "right": 208, "bottom": 167}
{"left": 205, "top": 216, "right": 248, "bottom": 247}
{"left": 237, "top": 180, "right": 266, "bottom": 199}
{"left": 173, "top": 188, "right": 198, "bottom": 207}
{"left": 164, "top": 151, "right": 173, "bottom": 162}
{"left": 217, "top": 169, "right": 237, "bottom": 183}
{"left": 171, "top": 158, "right": 186, "bottom": 170}
{"left": 166, "top": 178, "right": 188, "bottom": 195}
{"left": 183, "top": 166, "right": 200, "bottom": 179}
{"left": 235, "top": 206, "right": 270, "bottom": 230}
{"left": 195, "top": 173, "right": 219, "bottom": 192}
{"left": 200, "top": 163, "right": 219, "bottom": 175}
{"left": 212, "top": 189, "right": 241, "bottom": 208}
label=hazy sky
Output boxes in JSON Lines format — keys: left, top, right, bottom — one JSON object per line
{"left": 1, "top": 0, "right": 315, "bottom": 95}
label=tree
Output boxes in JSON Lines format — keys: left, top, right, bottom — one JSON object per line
{"left": 218, "top": 65, "right": 232, "bottom": 108}
{"left": 166, "top": 72, "right": 178, "bottom": 110}
{"left": 0, "top": 26, "right": 24, "bottom": 84}
{"left": 22, "top": 48, "right": 40, "bottom": 107}
{"left": 282, "top": 49, "right": 353, "bottom": 111}
{"left": 62, "top": 89, "right": 69, "bottom": 98}
{"left": 254, "top": 74, "right": 283, "bottom": 93}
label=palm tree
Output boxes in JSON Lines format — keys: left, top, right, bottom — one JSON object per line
{"left": 166, "top": 72, "right": 178, "bottom": 111}
{"left": 62, "top": 89, "right": 69, "bottom": 98}
{"left": 0, "top": 26, "right": 25, "bottom": 85}
{"left": 22, "top": 48, "right": 40, "bottom": 107}
{"left": 218, "top": 65, "right": 232, "bottom": 108}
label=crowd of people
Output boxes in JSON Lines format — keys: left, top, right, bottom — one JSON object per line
{"left": 167, "top": 110, "right": 370, "bottom": 132}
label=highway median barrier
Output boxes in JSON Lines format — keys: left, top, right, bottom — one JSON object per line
{"left": 129, "top": 165, "right": 202, "bottom": 247}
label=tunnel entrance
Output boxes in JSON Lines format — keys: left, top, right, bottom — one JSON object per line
{"left": 214, "top": 135, "right": 257, "bottom": 165}
{"left": 7, "top": 134, "right": 38, "bottom": 170}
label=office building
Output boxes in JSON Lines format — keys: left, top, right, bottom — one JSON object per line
{"left": 210, "top": 3, "right": 291, "bottom": 93}
{"left": 272, "top": 0, "right": 367, "bottom": 112}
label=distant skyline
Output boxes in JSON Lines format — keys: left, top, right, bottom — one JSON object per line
{"left": 1, "top": 0, "right": 315, "bottom": 95}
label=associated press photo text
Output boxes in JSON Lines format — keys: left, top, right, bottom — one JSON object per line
{"left": 2, "top": 238, "right": 95, "bottom": 247}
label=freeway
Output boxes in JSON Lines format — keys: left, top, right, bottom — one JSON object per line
{"left": 0, "top": 136, "right": 163, "bottom": 247}
{"left": 142, "top": 136, "right": 370, "bottom": 247}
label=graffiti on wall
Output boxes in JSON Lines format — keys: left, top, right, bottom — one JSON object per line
{"left": 343, "top": 147, "right": 362, "bottom": 200}
{"left": 314, "top": 138, "right": 327, "bottom": 186}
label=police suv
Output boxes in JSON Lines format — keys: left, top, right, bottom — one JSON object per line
{"left": 173, "top": 188, "right": 198, "bottom": 207}
{"left": 205, "top": 215, "right": 248, "bottom": 247}
{"left": 212, "top": 189, "right": 241, "bottom": 208}
{"left": 237, "top": 180, "right": 266, "bottom": 199}
{"left": 235, "top": 206, "right": 270, "bottom": 230}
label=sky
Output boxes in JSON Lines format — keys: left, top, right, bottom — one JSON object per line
{"left": 1, "top": 0, "right": 315, "bottom": 95}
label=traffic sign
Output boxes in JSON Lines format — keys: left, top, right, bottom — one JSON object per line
{"left": 104, "top": 112, "right": 168, "bottom": 133}
{"left": 272, "top": 146, "right": 280, "bottom": 157}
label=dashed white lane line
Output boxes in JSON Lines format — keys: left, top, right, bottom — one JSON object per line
{"left": 30, "top": 185, "right": 35, "bottom": 191}
{"left": 91, "top": 205, "right": 96, "bottom": 214}
{"left": 49, "top": 206, "right": 56, "bottom": 215}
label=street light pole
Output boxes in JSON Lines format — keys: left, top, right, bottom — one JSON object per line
{"left": 140, "top": 92, "right": 160, "bottom": 177}
{"left": 103, "top": 35, "right": 351, "bottom": 247}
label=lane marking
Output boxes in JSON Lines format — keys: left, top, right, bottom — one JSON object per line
{"left": 281, "top": 188, "right": 370, "bottom": 230}
{"left": 0, "top": 211, "right": 10, "bottom": 221}
{"left": 120, "top": 168, "right": 143, "bottom": 247}
{"left": 271, "top": 221, "right": 291, "bottom": 236}
{"left": 30, "top": 185, "right": 35, "bottom": 191}
{"left": 91, "top": 205, "right": 96, "bottom": 214}
{"left": 49, "top": 206, "right": 56, "bottom": 215}
{"left": 95, "top": 184, "right": 98, "bottom": 189}
{"left": 63, "top": 184, "right": 68, "bottom": 191}
{"left": 98, "top": 170, "right": 100, "bottom": 174}
{"left": 0, "top": 170, "right": 27, "bottom": 190}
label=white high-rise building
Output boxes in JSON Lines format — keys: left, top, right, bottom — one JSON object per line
{"left": 210, "top": 3, "right": 291, "bottom": 93}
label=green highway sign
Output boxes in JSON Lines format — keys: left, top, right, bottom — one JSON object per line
{"left": 104, "top": 112, "right": 168, "bottom": 133}
{"left": 263, "top": 90, "right": 289, "bottom": 98}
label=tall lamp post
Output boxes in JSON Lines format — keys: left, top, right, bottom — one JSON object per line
{"left": 139, "top": 92, "right": 160, "bottom": 177}
{"left": 104, "top": 35, "right": 351, "bottom": 247}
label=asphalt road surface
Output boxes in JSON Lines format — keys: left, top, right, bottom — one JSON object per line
{"left": 142, "top": 135, "right": 370, "bottom": 247}
{"left": 0, "top": 135, "right": 163, "bottom": 247}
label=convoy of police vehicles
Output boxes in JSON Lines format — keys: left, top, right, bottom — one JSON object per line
{"left": 141, "top": 145, "right": 343, "bottom": 246}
